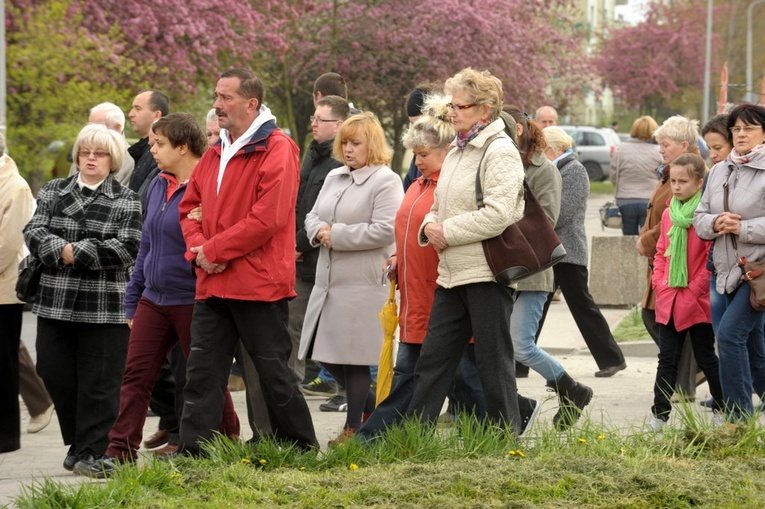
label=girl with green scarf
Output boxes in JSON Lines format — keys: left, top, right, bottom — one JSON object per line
{"left": 644, "top": 154, "right": 724, "bottom": 432}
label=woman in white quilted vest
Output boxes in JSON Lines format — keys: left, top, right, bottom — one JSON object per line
{"left": 406, "top": 68, "right": 526, "bottom": 433}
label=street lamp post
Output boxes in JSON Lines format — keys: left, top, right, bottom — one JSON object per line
{"left": 703, "top": 0, "right": 713, "bottom": 124}
{"left": 747, "top": 0, "right": 765, "bottom": 103}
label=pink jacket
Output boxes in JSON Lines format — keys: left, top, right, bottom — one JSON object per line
{"left": 652, "top": 205, "right": 712, "bottom": 330}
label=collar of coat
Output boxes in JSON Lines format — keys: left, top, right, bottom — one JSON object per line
{"left": 59, "top": 173, "right": 120, "bottom": 199}
{"left": 209, "top": 120, "right": 279, "bottom": 157}
{"left": 330, "top": 164, "right": 389, "bottom": 184}
{"left": 449, "top": 118, "right": 509, "bottom": 151}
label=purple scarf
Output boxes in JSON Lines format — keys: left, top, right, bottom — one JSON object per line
{"left": 456, "top": 121, "right": 487, "bottom": 150}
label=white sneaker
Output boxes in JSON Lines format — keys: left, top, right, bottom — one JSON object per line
{"left": 711, "top": 411, "right": 728, "bottom": 428}
{"left": 27, "top": 404, "right": 54, "bottom": 433}
{"left": 643, "top": 415, "right": 666, "bottom": 432}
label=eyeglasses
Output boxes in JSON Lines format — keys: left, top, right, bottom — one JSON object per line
{"left": 729, "top": 125, "right": 763, "bottom": 135}
{"left": 78, "top": 149, "right": 111, "bottom": 159}
{"left": 446, "top": 103, "right": 478, "bottom": 112}
{"left": 310, "top": 116, "right": 340, "bottom": 124}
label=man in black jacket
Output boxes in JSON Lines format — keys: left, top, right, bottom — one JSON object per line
{"left": 294, "top": 95, "right": 350, "bottom": 385}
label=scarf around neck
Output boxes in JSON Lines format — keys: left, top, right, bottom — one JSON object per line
{"left": 665, "top": 189, "right": 702, "bottom": 287}
{"left": 456, "top": 121, "right": 486, "bottom": 150}
{"left": 729, "top": 143, "right": 765, "bottom": 165}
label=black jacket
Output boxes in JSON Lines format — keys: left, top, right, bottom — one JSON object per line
{"left": 295, "top": 139, "right": 342, "bottom": 281}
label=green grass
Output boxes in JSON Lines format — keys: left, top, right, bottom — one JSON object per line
{"left": 613, "top": 306, "right": 651, "bottom": 342}
{"left": 590, "top": 180, "right": 615, "bottom": 195}
{"left": 13, "top": 413, "right": 765, "bottom": 508}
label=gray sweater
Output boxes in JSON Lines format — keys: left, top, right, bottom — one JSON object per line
{"left": 554, "top": 154, "right": 590, "bottom": 267}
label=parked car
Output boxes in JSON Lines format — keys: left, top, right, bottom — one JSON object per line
{"left": 559, "top": 125, "right": 621, "bottom": 181}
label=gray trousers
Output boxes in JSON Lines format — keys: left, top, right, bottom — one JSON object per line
{"left": 19, "top": 342, "right": 53, "bottom": 417}
{"left": 407, "top": 282, "right": 521, "bottom": 433}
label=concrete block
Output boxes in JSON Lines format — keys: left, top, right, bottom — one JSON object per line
{"left": 589, "top": 235, "right": 647, "bottom": 307}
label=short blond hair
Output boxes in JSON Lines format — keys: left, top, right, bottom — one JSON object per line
{"left": 444, "top": 68, "right": 504, "bottom": 122}
{"left": 543, "top": 126, "right": 574, "bottom": 152}
{"left": 653, "top": 115, "right": 698, "bottom": 147}
{"left": 402, "top": 93, "right": 455, "bottom": 150}
{"left": 333, "top": 112, "right": 392, "bottom": 166}
{"left": 72, "top": 123, "right": 126, "bottom": 173}
{"left": 629, "top": 116, "right": 659, "bottom": 141}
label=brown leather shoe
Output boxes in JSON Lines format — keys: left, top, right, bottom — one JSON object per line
{"left": 328, "top": 428, "right": 355, "bottom": 447}
{"left": 152, "top": 443, "right": 180, "bottom": 456}
{"left": 143, "top": 429, "right": 169, "bottom": 449}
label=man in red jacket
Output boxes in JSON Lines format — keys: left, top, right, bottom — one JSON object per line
{"left": 178, "top": 68, "right": 317, "bottom": 453}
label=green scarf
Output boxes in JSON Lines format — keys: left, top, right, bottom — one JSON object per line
{"left": 665, "top": 189, "right": 702, "bottom": 288}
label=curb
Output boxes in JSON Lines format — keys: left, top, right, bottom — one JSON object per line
{"left": 545, "top": 340, "right": 658, "bottom": 359}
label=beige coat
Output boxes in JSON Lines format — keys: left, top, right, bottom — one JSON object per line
{"left": 0, "top": 155, "right": 34, "bottom": 304}
{"left": 418, "top": 118, "right": 525, "bottom": 288}
{"left": 298, "top": 164, "right": 404, "bottom": 365}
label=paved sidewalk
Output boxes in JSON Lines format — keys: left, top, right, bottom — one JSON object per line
{"left": 0, "top": 195, "right": 692, "bottom": 506}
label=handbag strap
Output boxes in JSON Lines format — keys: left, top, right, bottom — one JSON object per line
{"left": 475, "top": 134, "right": 521, "bottom": 209}
{"left": 722, "top": 167, "right": 739, "bottom": 254}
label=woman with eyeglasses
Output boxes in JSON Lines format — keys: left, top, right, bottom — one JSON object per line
{"left": 404, "top": 68, "right": 526, "bottom": 433}
{"left": 23, "top": 123, "right": 142, "bottom": 473}
{"left": 694, "top": 103, "right": 765, "bottom": 422}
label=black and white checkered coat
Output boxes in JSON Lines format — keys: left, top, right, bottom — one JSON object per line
{"left": 23, "top": 175, "right": 142, "bottom": 323}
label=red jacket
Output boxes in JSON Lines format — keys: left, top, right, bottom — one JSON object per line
{"left": 396, "top": 173, "right": 440, "bottom": 344}
{"left": 179, "top": 121, "right": 299, "bottom": 302}
{"left": 652, "top": 204, "right": 712, "bottom": 331}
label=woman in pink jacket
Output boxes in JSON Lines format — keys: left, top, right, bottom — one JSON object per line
{"left": 645, "top": 154, "right": 723, "bottom": 431}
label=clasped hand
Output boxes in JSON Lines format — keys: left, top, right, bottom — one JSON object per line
{"left": 317, "top": 225, "right": 332, "bottom": 249}
{"left": 190, "top": 245, "right": 227, "bottom": 274}
{"left": 424, "top": 223, "right": 448, "bottom": 253}
{"left": 714, "top": 212, "right": 742, "bottom": 235}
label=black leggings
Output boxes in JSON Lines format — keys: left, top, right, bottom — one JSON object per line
{"left": 321, "top": 363, "right": 375, "bottom": 430}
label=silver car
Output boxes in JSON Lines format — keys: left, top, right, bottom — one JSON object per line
{"left": 559, "top": 126, "right": 621, "bottom": 181}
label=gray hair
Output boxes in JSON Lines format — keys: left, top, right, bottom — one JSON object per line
{"left": 205, "top": 108, "right": 218, "bottom": 125}
{"left": 72, "top": 123, "right": 127, "bottom": 173}
{"left": 90, "top": 102, "right": 126, "bottom": 133}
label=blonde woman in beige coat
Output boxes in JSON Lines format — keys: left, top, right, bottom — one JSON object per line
{"left": 299, "top": 112, "right": 404, "bottom": 445}
{"left": 0, "top": 138, "right": 35, "bottom": 452}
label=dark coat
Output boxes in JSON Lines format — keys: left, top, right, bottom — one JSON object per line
{"left": 295, "top": 139, "right": 342, "bottom": 281}
{"left": 23, "top": 175, "right": 142, "bottom": 323}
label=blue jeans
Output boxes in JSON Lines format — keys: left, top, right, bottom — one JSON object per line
{"left": 617, "top": 199, "right": 648, "bottom": 236}
{"left": 510, "top": 291, "right": 564, "bottom": 383}
{"left": 709, "top": 273, "right": 725, "bottom": 337}
{"left": 357, "top": 343, "right": 420, "bottom": 438}
{"left": 716, "top": 284, "right": 765, "bottom": 419}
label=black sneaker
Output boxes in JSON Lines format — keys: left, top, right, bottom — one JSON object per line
{"left": 300, "top": 377, "right": 338, "bottom": 397}
{"left": 319, "top": 394, "right": 348, "bottom": 412}
{"left": 72, "top": 455, "right": 124, "bottom": 478}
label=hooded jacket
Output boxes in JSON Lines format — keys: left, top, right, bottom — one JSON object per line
{"left": 694, "top": 149, "right": 765, "bottom": 294}
{"left": 179, "top": 120, "right": 300, "bottom": 302}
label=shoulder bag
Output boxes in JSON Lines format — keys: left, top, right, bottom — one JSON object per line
{"left": 723, "top": 175, "right": 765, "bottom": 311}
{"left": 16, "top": 187, "right": 62, "bottom": 303}
{"left": 476, "top": 137, "right": 567, "bottom": 285}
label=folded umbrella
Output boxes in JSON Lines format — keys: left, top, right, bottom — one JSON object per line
{"left": 375, "top": 282, "right": 398, "bottom": 406}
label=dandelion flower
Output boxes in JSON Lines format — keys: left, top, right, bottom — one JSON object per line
{"left": 349, "top": 463, "right": 359, "bottom": 470}
{"left": 517, "top": 451, "right": 525, "bottom": 458}
{"left": 259, "top": 459, "right": 267, "bottom": 465}
{"left": 241, "top": 458, "right": 251, "bottom": 464}
{"left": 578, "top": 438, "right": 587, "bottom": 443}
{"left": 299, "top": 466, "right": 306, "bottom": 471}
{"left": 170, "top": 473, "right": 181, "bottom": 479}
{"left": 597, "top": 435, "right": 605, "bottom": 440}
{"left": 507, "top": 450, "right": 516, "bottom": 455}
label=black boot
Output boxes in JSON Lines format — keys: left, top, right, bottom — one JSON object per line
{"left": 550, "top": 372, "right": 593, "bottom": 431}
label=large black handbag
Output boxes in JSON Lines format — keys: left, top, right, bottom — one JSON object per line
{"left": 15, "top": 187, "right": 61, "bottom": 303}
{"left": 15, "top": 255, "right": 43, "bottom": 303}
{"left": 475, "top": 138, "right": 567, "bottom": 285}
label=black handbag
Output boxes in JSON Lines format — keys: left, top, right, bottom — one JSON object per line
{"left": 15, "top": 187, "right": 61, "bottom": 303}
{"left": 15, "top": 255, "right": 44, "bottom": 303}
{"left": 475, "top": 137, "right": 567, "bottom": 285}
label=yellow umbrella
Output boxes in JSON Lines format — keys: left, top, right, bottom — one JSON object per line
{"left": 375, "top": 282, "right": 398, "bottom": 406}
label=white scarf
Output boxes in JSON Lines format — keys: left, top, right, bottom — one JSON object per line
{"left": 217, "top": 105, "right": 277, "bottom": 194}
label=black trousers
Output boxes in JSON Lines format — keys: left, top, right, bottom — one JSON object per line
{"left": 538, "top": 263, "right": 625, "bottom": 369}
{"left": 0, "top": 304, "right": 23, "bottom": 453}
{"left": 36, "top": 317, "right": 129, "bottom": 457}
{"left": 652, "top": 320, "right": 723, "bottom": 418}
{"left": 407, "top": 283, "right": 520, "bottom": 432}
{"left": 180, "top": 298, "right": 317, "bottom": 453}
